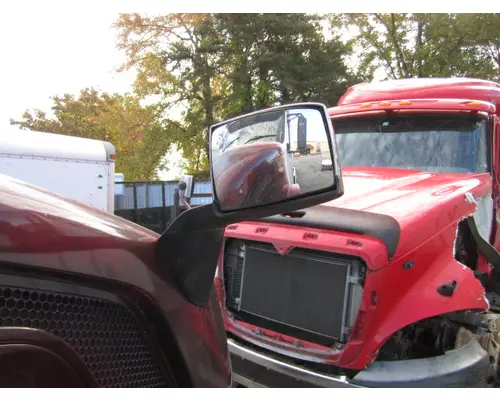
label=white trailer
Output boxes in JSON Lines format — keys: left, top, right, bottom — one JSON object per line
{"left": 0, "top": 127, "right": 116, "bottom": 213}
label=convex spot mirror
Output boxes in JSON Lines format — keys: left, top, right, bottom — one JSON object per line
{"left": 210, "top": 103, "right": 343, "bottom": 213}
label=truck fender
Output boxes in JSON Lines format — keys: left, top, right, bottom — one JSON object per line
{"left": 341, "top": 225, "right": 489, "bottom": 369}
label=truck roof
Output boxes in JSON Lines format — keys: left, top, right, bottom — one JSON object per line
{"left": 337, "top": 78, "right": 500, "bottom": 117}
{"left": 0, "top": 126, "right": 115, "bottom": 162}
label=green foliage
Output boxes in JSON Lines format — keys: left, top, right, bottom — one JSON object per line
{"left": 114, "top": 13, "right": 362, "bottom": 173}
{"left": 334, "top": 13, "right": 500, "bottom": 81}
{"left": 215, "top": 14, "right": 362, "bottom": 112}
{"left": 114, "top": 13, "right": 221, "bottom": 169}
{"left": 10, "top": 88, "right": 172, "bottom": 181}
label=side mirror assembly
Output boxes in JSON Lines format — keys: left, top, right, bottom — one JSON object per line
{"left": 211, "top": 103, "right": 342, "bottom": 215}
{"left": 157, "top": 102, "right": 344, "bottom": 306}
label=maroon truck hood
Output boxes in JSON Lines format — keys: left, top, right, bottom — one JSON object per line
{"left": 321, "top": 167, "right": 492, "bottom": 260}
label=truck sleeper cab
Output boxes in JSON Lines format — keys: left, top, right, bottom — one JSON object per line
{"left": 216, "top": 78, "right": 500, "bottom": 388}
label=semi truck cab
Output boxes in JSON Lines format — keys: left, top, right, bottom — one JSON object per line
{"left": 216, "top": 78, "right": 500, "bottom": 388}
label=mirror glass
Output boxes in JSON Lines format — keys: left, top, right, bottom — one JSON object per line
{"left": 210, "top": 105, "right": 335, "bottom": 212}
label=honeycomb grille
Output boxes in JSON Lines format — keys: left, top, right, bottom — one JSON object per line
{"left": 0, "top": 285, "right": 168, "bottom": 388}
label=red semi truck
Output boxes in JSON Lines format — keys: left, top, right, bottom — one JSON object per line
{"left": 216, "top": 78, "right": 500, "bottom": 387}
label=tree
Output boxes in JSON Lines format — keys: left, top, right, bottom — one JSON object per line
{"left": 214, "top": 14, "right": 362, "bottom": 115}
{"left": 10, "top": 88, "right": 172, "bottom": 181}
{"left": 465, "top": 14, "right": 500, "bottom": 80}
{"left": 335, "top": 13, "right": 500, "bottom": 81}
{"left": 114, "top": 13, "right": 362, "bottom": 173}
{"left": 114, "top": 13, "right": 223, "bottom": 173}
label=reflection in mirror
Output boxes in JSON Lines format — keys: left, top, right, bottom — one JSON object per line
{"left": 211, "top": 106, "right": 335, "bottom": 212}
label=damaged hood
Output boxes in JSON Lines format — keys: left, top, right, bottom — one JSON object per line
{"left": 322, "top": 167, "right": 493, "bottom": 259}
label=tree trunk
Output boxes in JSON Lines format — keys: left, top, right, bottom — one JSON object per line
{"left": 255, "top": 67, "right": 271, "bottom": 109}
{"left": 280, "top": 85, "right": 291, "bottom": 104}
{"left": 416, "top": 19, "right": 424, "bottom": 77}
{"left": 202, "top": 73, "right": 214, "bottom": 158}
{"left": 240, "top": 56, "right": 254, "bottom": 113}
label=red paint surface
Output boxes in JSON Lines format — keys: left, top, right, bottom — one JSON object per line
{"left": 335, "top": 78, "right": 500, "bottom": 117}
{"left": 329, "top": 98, "right": 496, "bottom": 119}
{"left": 323, "top": 168, "right": 492, "bottom": 261}
{"left": 0, "top": 174, "right": 231, "bottom": 387}
{"left": 223, "top": 221, "right": 389, "bottom": 268}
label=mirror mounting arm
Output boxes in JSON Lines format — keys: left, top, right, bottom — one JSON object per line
{"left": 157, "top": 173, "right": 341, "bottom": 307}
{"left": 156, "top": 203, "right": 238, "bottom": 307}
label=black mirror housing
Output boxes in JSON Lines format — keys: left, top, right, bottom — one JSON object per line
{"left": 210, "top": 102, "right": 344, "bottom": 218}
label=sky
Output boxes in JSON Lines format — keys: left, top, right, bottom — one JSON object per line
{"left": 0, "top": 9, "right": 136, "bottom": 128}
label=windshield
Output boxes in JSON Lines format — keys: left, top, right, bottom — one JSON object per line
{"left": 332, "top": 114, "right": 489, "bottom": 174}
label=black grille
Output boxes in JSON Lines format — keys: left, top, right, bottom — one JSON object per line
{"left": 0, "top": 284, "right": 168, "bottom": 388}
{"left": 224, "top": 239, "right": 365, "bottom": 346}
{"left": 234, "top": 257, "right": 244, "bottom": 297}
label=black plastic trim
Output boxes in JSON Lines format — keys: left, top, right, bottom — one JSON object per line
{"left": 260, "top": 204, "right": 401, "bottom": 259}
{"left": 467, "top": 215, "right": 500, "bottom": 269}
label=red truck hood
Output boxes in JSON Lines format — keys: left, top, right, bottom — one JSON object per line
{"left": 322, "top": 167, "right": 492, "bottom": 260}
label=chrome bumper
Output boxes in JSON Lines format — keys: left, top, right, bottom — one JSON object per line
{"left": 228, "top": 338, "right": 490, "bottom": 388}
{"left": 228, "top": 339, "right": 359, "bottom": 388}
